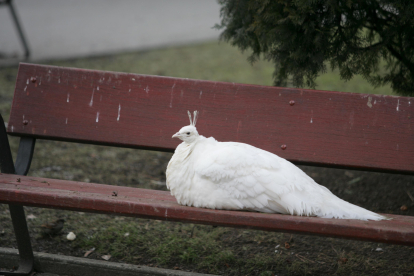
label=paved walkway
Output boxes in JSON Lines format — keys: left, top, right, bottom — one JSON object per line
{"left": 0, "top": 0, "right": 221, "bottom": 61}
{"left": 0, "top": 247, "right": 216, "bottom": 276}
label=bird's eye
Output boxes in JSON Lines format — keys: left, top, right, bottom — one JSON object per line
{"left": 186, "top": 132, "right": 190, "bottom": 135}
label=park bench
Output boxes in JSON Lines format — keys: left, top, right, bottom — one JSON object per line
{"left": 1, "top": 63, "right": 413, "bottom": 275}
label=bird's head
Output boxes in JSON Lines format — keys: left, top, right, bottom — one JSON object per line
{"left": 172, "top": 111, "right": 200, "bottom": 143}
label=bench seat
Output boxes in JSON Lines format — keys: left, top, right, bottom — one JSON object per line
{"left": 1, "top": 173, "right": 413, "bottom": 246}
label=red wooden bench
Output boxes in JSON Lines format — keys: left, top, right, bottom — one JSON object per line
{"left": 1, "top": 63, "right": 413, "bottom": 275}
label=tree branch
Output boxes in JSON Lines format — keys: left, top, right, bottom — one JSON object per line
{"left": 386, "top": 45, "right": 414, "bottom": 73}
{"left": 352, "top": 41, "right": 384, "bottom": 51}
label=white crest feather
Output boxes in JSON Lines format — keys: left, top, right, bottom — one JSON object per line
{"left": 192, "top": 111, "right": 198, "bottom": 126}
{"left": 187, "top": 111, "right": 193, "bottom": 125}
{"left": 187, "top": 110, "right": 198, "bottom": 126}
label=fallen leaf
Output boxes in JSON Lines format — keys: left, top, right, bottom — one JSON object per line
{"left": 84, "top": 248, "right": 95, "bottom": 257}
{"left": 407, "top": 190, "right": 414, "bottom": 202}
{"left": 151, "top": 180, "right": 165, "bottom": 186}
{"left": 344, "top": 171, "right": 354, "bottom": 177}
{"left": 26, "top": 214, "right": 37, "bottom": 220}
{"left": 347, "top": 177, "right": 362, "bottom": 185}
{"left": 66, "top": 232, "right": 76, "bottom": 241}
{"left": 296, "top": 254, "right": 315, "bottom": 263}
{"left": 101, "top": 254, "right": 111, "bottom": 261}
{"left": 285, "top": 242, "right": 290, "bottom": 249}
{"left": 400, "top": 205, "right": 408, "bottom": 211}
{"left": 338, "top": 257, "right": 348, "bottom": 264}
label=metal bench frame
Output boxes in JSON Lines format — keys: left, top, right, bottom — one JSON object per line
{"left": 0, "top": 115, "right": 35, "bottom": 275}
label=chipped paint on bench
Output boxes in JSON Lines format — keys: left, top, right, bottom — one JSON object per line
{"left": 7, "top": 63, "right": 414, "bottom": 174}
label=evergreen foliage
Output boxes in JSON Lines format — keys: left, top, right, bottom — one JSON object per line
{"left": 216, "top": 0, "right": 414, "bottom": 96}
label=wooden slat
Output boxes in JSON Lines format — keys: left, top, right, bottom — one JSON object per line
{"left": 0, "top": 173, "right": 413, "bottom": 246}
{"left": 7, "top": 63, "right": 414, "bottom": 173}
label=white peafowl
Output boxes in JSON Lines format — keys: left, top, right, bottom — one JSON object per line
{"left": 166, "top": 111, "right": 387, "bottom": 221}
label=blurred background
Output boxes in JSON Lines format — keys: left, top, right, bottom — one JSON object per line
{"left": 0, "top": 0, "right": 393, "bottom": 94}
{"left": 0, "top": 0, "right": 220, "bottom": 60}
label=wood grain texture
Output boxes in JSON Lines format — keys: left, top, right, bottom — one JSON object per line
{"left": 7, "top": 63, "right": 414, "bottom": 173}
{"left": 0, "top": 174, "right": 413, "bottom": 245}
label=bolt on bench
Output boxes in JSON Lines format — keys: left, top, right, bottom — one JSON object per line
{"left": 1, "top": 63, "right": 413, "bottom": 275}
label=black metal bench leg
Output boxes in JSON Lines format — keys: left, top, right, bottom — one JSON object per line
{"left": 1, "top": 205, "right": 35, "bottom": 276}
{"left": 0, "top": 114, "right": 34, "bottom": 275}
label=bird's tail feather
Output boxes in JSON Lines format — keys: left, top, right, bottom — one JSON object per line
{"left": 317, "top": 197, "right": 389, "bottom": 221}
{"left": 273, "top": 192, "right": 389, "bottom": 221}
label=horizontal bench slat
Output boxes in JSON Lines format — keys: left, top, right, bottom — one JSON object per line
{"left": 1, "top": 173, "right": 413, "bottom": 246}
{"left": 8, "top": 63, "right": 414, "bottom": 173}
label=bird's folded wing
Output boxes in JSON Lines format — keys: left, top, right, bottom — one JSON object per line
{"left": 194, "top": 142, "right": 324, "bottom": 212}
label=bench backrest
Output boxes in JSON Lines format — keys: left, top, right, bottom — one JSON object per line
{"left": 7, "top": 63, "right": 414, "bottom": 174}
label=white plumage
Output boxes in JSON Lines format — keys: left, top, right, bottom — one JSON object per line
{"left": 166, "top": 111, "right": 387, "bottom": 221}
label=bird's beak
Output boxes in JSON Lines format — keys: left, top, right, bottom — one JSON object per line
{"left": 172, "top": 132, "right": 181, "bottom": 138}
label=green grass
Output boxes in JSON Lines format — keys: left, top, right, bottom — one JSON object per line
{"left": 0, "top": 41, "right": 409, "bottom": 276}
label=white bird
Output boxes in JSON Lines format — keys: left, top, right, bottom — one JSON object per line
{"left": 166, "top": 111, "right": 387, "bottom": 221}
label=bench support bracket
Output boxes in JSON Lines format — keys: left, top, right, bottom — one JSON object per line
{"left": 0, "top": 114, "right": 35, "bottom": 276}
